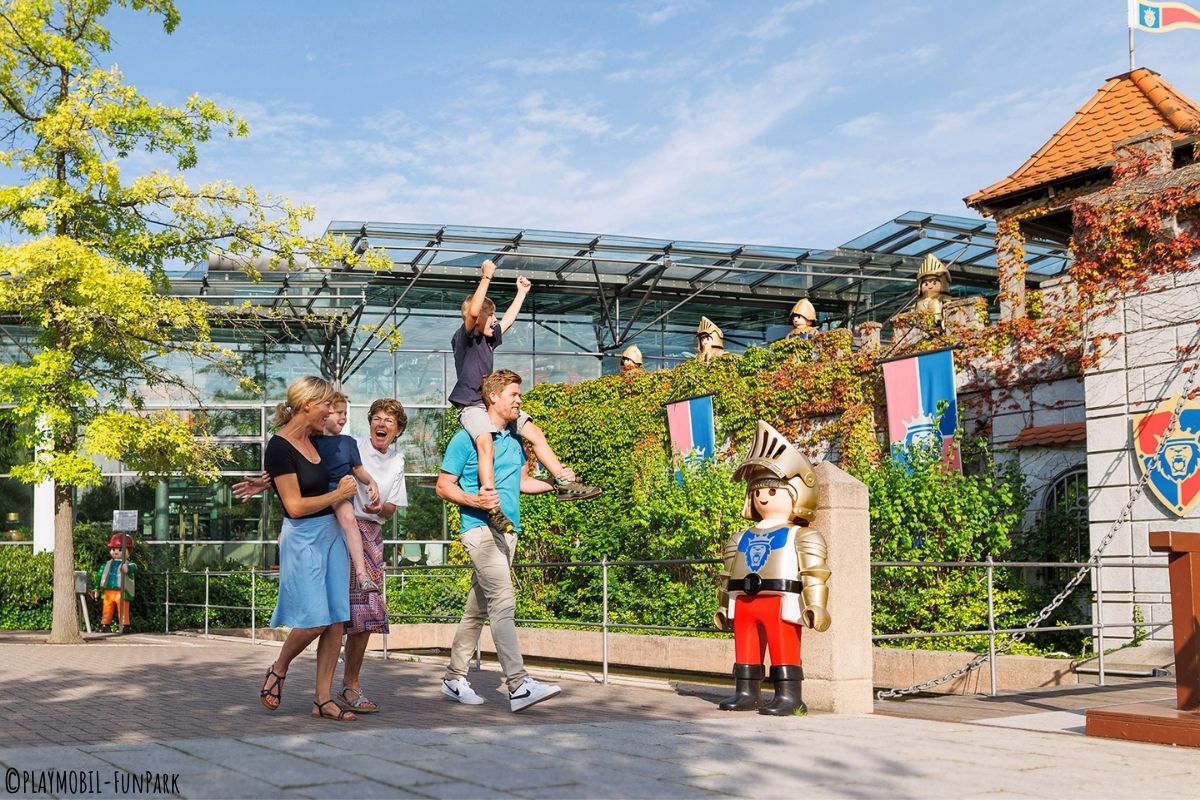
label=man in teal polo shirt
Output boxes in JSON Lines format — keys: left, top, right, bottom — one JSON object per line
{"left": 437, "top": 368, "right": 562, "bottom": 712}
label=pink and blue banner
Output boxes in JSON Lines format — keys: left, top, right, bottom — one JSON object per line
{"left": 882, "top": 348, "right": 959, "bottom": 467}
{"left": 665, "top": 394, "right": 716, "bottom": 461}
{"left": 1130, "top": 1, "right": 1200, "bottom": 32}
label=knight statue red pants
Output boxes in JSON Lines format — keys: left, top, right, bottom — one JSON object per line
{"left": 733, "top": 593, "right": 802, "bottom": 666}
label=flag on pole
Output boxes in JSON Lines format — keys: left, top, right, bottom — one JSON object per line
{"left": 1130, "top": 0, "right": 1200, "bottom": 32}
{"left": 882, "top": 348, "right": 960, "bottom": 467}
{"left": 665, "top": 394, "right": 716, "bottom": 461}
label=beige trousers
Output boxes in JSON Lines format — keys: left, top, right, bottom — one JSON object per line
{"left": 445, "top": 525, "right": 528, "bottom": 692}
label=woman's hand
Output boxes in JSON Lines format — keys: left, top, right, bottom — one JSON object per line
{"left": 232, "top": 471, "right": 272, "bottom": 502}
{"left": 335, "top": 474, "right": 358, "bottom": 501}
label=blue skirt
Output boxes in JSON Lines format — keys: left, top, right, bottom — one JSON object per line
{"left": 270, "top": 514, "right": 350, "bottom": 629}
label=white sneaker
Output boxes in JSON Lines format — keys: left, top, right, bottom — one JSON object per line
{"left": 441, "top": 677, "right": 485, "bottom": 705}
{"left": 509, "top": 678, "right": 561, "bottom": 713}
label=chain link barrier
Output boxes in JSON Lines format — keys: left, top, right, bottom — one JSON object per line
{"left": 877, "top": 316, "right": 1200, "bottom": 700}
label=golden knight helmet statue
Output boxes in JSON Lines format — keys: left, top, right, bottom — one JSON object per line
{"left": 732, "top": 420, "right": 818, "bottom": 522}
{"left": 787, "top": 297, "right": 817, "bottom": 338}
{"left": 915, "top": 253, "right": 951, "bottom": 316}
{"left": 619, "top": 344, "right": 644, "bottom": 371}
{"left": 790, "top": 298, "right": 816, "bottom": 325}
{"left": 695, "top": 316, "right": 725, "bottom": 362}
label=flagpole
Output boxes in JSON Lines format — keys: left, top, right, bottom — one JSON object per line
{"left": 1128, "top": 0, "right": 1137, "bottom": 70}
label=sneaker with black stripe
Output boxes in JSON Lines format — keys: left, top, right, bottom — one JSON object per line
{"left": 442, "top": 677, "right": 485, "bottom": 705}
{"left": 509, "top": 677, "right": 561, "bottom": 712}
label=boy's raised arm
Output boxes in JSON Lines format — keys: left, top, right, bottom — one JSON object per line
{"left": 464, "top": 259, "right": 497, "bottom": 332}
{"left": 500, "top": 275, "right": 531, "bottom": 334}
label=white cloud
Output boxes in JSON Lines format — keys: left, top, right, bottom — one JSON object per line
{"left": 631, "top": 0, "right": 709, "bottom": 26}
{"left": 211, "top": 96, "right": 331, "bottom": 138}
{"left": 747, "top": 0, "right": 822, "bottom": 41}
{"left": 493, "top": 50, "right": 605, "bottom": 76}
{"left": 519, "top": 93, "right": 612, "bottom": 137}
{"left": 836, "top": 112, "right": 885, "bottom": 139}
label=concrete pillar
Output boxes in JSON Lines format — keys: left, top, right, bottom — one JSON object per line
{"left": 805, "top": 461, "right": 874, "bottom": 713}
{"left": 32, "top": 478, "right": 54, "bottom": 554}
{"left": 154, "top": 480, "right": 169, "bottom": 541}
{"left": 944, "top": 296, "right": 987, "bottom": 331}
{"left": 996, "top": 217, "right": 1026, "bottom": 322}
{"left": 855, "top": 321, "right": 882, "bottom": 351}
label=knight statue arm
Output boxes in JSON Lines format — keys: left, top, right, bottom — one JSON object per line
{"left": 796, "top": 527, "right": 831, "bottom": 631}
{"left": 713, "top": 535, "right": 739, "bottom": 632}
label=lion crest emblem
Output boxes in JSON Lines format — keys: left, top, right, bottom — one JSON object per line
{"left": 1133, "top": 396, "right": 1200, "bottom": 517}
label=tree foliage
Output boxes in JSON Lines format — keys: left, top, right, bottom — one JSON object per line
{"left": 0, "top": 0, "right": 382, "bottom": 642}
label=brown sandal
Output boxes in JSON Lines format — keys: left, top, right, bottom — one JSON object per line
{"left": 312, "top": 699, "right": 356, "bottom": 721}
{"left": 260, "top": 666, "right": 286, "bottom": 711}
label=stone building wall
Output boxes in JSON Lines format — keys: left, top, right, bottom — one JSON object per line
{"left": 1085, "top": 266, "right": 1200, "bottom": 643}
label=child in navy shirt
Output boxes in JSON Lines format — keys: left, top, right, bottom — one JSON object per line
{"left": 316, "top": 393, "right": 382, "bottom": 593}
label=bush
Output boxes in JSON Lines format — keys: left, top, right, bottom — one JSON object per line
{"left": 0, "top": 545, "right": 53, "bottom": 629}
{"left": 860, "top": 437, "right": 1049, "bottom": 652}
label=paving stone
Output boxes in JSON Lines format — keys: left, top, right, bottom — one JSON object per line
{"left": 404, "top": 780, "right": 522, "bottom": 799}
{"left": 219, "top": 751, "right": 351, "bottom": 788}
{"left": 304, "top": 753, "right": 454, "bottom": 788}
{"left": 175, "top": 767, "right": 309, "bottom": 799}
{"left": 291, "top": 775, "right": 426, "bottom": 798}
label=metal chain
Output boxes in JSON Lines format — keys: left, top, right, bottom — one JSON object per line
{"left": 877, "top": 316, "right": 1200, "bottom": 700}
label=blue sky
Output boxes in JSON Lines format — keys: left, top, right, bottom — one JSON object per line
{"left": 103, "top": 0, "right": 1200, "bottom": 249}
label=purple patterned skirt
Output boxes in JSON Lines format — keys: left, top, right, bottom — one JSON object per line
{"left": 345, "top": 517, "right": 389, "bottom": 635}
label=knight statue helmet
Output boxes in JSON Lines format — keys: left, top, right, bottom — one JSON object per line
{"left": 733, "top": 420, "right": 818, "bottom": 522}
{"left": 789, "top": 298, "right": 816, "bottom": 328}
{"left": 696, "top": 316, "right": 725, "bottom": 350}
{"left": 620, "top": 344, "right": 644, "bottom": 367}
{"left": 916, "top": 253, "right": 950, "bottom": 295}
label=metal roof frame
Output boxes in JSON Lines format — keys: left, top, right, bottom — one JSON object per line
{"left": 167, "top": 211, "right": 1070, "bottom": 385}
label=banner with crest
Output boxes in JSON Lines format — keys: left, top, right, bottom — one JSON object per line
{"left": 882, "top": 348, "right": 960, "bottom": 468}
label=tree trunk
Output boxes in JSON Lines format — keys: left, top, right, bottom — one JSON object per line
{"left": 48, "top": 484, "right": 82, "bottom": 643}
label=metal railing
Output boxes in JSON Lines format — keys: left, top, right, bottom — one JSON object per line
{"left": 150, "top": 555, "right": 1170, "bottom": 691}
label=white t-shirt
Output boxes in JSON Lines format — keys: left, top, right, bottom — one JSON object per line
{"left": 352, "top": 435, "right": 407, "bottom": 523}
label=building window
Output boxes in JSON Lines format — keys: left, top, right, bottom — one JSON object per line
{"left": 1040, "top": 467, "right": 1089, "bottom": 563}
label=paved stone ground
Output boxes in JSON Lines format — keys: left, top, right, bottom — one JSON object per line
{"left": 2, "top": 632, "right": 1197, "bottom": 799}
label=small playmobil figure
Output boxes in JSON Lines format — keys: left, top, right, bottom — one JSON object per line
{"left": 785, "top": 298, "right": 817, "bottom": 339}
{"left": 94, "top": 533, "right": 137, "bottom": 632}
{"left": 915, "top": 253, "right": 950, "bottom": 319}
{"left": 619, "top": 345, "right": 644, "bottom": 374}
{"left": 715, "top": 420, "right": 830, "bottom": 715}
{"left": 694, "top": 317, "right": 725, "bottom": 363}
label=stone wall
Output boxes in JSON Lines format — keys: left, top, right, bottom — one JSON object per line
{"left": 1085, "top": 266, "right": 1200, "bottom": 643}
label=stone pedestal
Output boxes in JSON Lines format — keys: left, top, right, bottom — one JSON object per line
{"left": 1086, "top": 529, "right": 1200, "bottom": 746}
{"left": 805, "top": 461, "right": 874, "bottom": 713}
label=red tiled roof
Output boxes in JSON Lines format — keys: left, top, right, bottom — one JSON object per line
{"left": 1008, "top": 422, "right": 1087, "bottom": 449}
{"left": 966, "top": 68, "right": 1200, "bottom": 208}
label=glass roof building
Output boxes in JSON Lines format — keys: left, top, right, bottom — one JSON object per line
{"left": 4, "top": 211, "right": 1070, "bottom": 566}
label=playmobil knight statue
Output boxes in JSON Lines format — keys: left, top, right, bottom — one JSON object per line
{"left": 715, "top": 420, "right": 830, "bottom": 715}
{"left": 694, "top": 317, "right": 725, "bottom": 363}
{"left": 915, "top": 253, "right": 950, "bottom": 318}
{"left": 785, "top": 298, "right": 817, "bottom": 339}
{"left": 619, "top": 344, "right": 644, "bottom": 374}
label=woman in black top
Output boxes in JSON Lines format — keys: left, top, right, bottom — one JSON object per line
{"left": 258, "top": 376, "right": 359, "bottom": 722}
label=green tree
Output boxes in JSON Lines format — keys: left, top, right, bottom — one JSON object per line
{"left": 0, "top": 0, "right": 380, "bottom": 643}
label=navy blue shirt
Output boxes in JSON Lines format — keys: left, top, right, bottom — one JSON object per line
{"left": 313, "top": 434, "right": 362, "bottom": 482}
{"left": 448, "top": 323, "right": 502, "bottom": 407}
